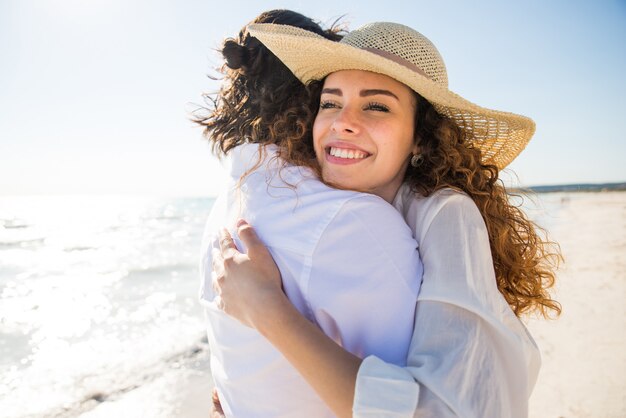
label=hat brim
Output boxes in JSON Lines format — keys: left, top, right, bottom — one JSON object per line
{"left": 248, "top": 23, "right": 535, "bottom": 169}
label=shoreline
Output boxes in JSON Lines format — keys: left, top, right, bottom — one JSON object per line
{"left": 515, "top": 182, "right": 626, "bottom": 194}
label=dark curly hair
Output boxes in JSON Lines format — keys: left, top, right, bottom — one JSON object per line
{"left": 192, "top": 9, "right": 342, "bottom": 172}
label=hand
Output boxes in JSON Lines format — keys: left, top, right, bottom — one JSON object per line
{"left": 212, "top": 219, "right": 285, "bottom": 329}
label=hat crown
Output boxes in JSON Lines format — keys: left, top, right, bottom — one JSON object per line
{"left": 341, "top": 22, "right": 448, "bottom": 87}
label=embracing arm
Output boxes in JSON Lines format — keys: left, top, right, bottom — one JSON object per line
{"left": 252, "top": 287, "right": 362, "bottom": 418}
{"left": 216, "top": 221, "right": 362, "bottom": 418}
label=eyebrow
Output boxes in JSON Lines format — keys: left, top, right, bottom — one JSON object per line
{"left": 361, "top": 89, "right": 399, "bottom": 100}
{"left": 321, "top": 88, "right": 399, "bottom": 100}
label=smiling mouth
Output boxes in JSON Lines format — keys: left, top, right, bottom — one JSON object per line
{"left": 327, "top": 146, "right": 369, "bottom": 160}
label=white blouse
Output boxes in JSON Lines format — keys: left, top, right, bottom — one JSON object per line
{"left": 353, "top": 186, "right": 541, "bottom": 418}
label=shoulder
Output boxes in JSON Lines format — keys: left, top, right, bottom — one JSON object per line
{"left": 314, "top": 190, "right": 416, "bottom": 253}
{"left": 342, "top": 192, "right": 407, "bottom": 217}
{"left": 414, "top": 189, "right": 498, "bottom": 310}
{"left": 416, "top": 188, "right": 478, "bottom": 218}
{"left": 238, "top": 164, "right": 409, "bottom": 255}
{"left": 334, "top": 193, "right": 415, "bottom": 241}
{"left": 400, "top": 187, "right": 483, "bottom": 245}
{"left": 315, "top": 193, "right": 421, "bottom": 294}
{"left": 327, "top": 193, "right": 419, "bottom": 259}
{"left": 427, "top": 188, "right": 484, "bottom": 228}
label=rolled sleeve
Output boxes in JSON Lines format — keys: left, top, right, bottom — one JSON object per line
{"left": 353, "top": 355, "right": 419, "bottom": 417}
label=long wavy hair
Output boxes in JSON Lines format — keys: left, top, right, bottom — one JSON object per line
{"left": 404, "top": 94, "right": 561, "bottom": 318}
{"left": 193, "top": 11, "right": 560, "bottom": 318}
{"left": 192, "top": 9, "right": 341, "bottom": 174}
{"left": 279, "top": 79, "right": 561, "bottom": 318}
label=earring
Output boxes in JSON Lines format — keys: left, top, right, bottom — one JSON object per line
{"left": 410, "top": 153, "right": 424, "bottom": 167}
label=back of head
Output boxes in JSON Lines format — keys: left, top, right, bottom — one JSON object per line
{"left": 194, "top": 10, "right": 342, "bottom": 158}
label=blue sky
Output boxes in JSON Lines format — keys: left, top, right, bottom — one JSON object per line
{"left": 1, "top": 0, "right": 624, "bottom": 196}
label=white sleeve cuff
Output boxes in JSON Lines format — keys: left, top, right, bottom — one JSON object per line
{"left": 353, "top": 355, "right": 419, "bottom": 418}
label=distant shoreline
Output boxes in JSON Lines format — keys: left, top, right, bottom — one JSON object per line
{"left": 1, "top": 183, "right": 625, "bottom": 199}
{"left": 514, "top": 182, "right": 626, "bottom": 194}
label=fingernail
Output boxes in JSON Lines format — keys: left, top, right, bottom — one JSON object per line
{"left": 236, "top": 219, "right": 248, "bottom": 227}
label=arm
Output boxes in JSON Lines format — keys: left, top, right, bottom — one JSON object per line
{"left": 215, "top": 220, "right": 362, "bottom": 418}
{"left": 355, "top": 302, "right": 519, "bottom": 418}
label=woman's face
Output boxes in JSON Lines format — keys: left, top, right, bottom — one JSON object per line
{"left": 313, "top": 70, "right": 418, "bottom": 203}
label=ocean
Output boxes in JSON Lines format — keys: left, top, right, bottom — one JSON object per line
{"left": 0, "top": 196, "right": 214, "bottom": 418}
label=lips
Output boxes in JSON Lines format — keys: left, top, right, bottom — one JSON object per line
{"left": 324, "top": 145, "right": 371, "bottom": 166}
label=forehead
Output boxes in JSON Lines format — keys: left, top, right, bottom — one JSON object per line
{"left": 322, "top": 70, "right": 416, "bottom": 108}
{"left": 323, "top": 70, "right": 414, "bottom": 98}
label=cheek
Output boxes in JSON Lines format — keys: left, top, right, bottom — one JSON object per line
{"left": 389, "top": 120, "right": 416, "bottom": 154}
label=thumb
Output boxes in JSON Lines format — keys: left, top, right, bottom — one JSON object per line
{"left": 236, "top": 219, "right": 267, "bottom": 257}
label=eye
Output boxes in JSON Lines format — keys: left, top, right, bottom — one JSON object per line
{"left": 319, "top": 100, "right": 340, "bottom": 110}
{"left": 364, "top": 102, "right": 390, "bottom": 112}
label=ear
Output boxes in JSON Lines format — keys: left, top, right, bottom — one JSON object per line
{"left": 412, "top": 132, "right": 421, "bottom": 155}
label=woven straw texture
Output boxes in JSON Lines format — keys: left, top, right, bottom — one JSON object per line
{"left": 248, "top": 22, "right": 535, "bottom": 169}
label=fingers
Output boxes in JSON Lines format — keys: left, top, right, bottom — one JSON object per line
{"left": 218, "top": 228, "right": 238, "bottom": 254}
{"left": 211, "top": 269, "right": 222, "bottom": 297}
{"left": 235, "top": 219, "right": 266, "bottom": 257}
{"left": 211, "top": 248, "right": 224, "bottom": 274}
{"left": 211, "top": 247, "right": 226, "bottom": 303}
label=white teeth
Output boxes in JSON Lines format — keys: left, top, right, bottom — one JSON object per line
{"left": 329, "top": 147, "right": 367, "bottom": 159}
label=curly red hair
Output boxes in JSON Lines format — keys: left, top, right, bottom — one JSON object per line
{"left": 405, "top": 94, "right": 561, "bottom": 317}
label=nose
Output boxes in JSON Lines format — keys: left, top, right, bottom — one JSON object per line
{"left": 330, "top": 106, "right": 360, "bottom": 135}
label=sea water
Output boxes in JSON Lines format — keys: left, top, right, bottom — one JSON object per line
{"left": 0, "top": 196, "right": 214, "bottom": 417}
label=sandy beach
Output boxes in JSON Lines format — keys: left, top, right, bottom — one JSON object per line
{"left": 5, "top": 191, "right": 622, "bottom": 418}
{"left": 526, "top": 192, "right": 626, "bottom": 417}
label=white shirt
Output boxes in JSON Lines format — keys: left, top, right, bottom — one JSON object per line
{"left": 353, "top": 186, "right": 541, "bottom": 418}
{"left": 199, "top": 144, "right": 423, "bottom": 417}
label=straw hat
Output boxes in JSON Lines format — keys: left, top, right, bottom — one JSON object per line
{"left": 247, "top": 22, "right": 535, "bottom": 169}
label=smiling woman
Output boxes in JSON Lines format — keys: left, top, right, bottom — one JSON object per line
{"left": 208, "top": 21, "right": 561, "bottom": 418}
{"left": 314, "top": 70, "right": 418, "bottom": 202}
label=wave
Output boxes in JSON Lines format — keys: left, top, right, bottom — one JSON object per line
{"left": 63, "top": 246, "right": 96, "bottom": 252}
{"left": 124, "top": 263, "right": 196, "bottom": 278}
{"left": 1, "top": 218, "right": 31, "bottom": 229}
{"left": 34, "top": 336, "right": 209, "bottom": 418}
{"left": 0, "top": 237, "right": 45, "bottom": 249}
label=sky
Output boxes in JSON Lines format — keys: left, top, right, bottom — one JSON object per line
{"left": 1, "top": 0, "right": 625, "bottom": 196}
